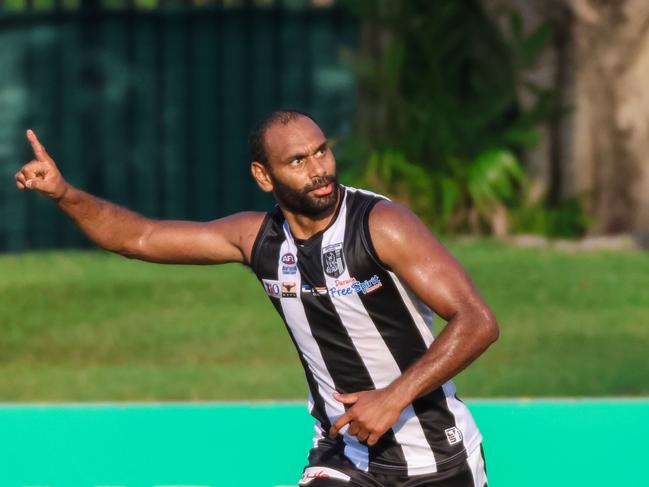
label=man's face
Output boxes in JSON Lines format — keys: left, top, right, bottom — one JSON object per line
{"left": 262, "top": 116, "right": 339, "bottom": 217}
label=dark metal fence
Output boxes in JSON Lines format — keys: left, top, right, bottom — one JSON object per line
{"left": 0, "top": 1, "right": 358, "bottom": 251}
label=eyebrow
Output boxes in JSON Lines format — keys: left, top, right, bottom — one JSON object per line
{"left": 284, "top": 140, "right": 328, "bottom": 164}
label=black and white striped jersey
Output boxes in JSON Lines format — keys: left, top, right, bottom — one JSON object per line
{"left": 249, "top": 185, "right": 482, "bottom": 476}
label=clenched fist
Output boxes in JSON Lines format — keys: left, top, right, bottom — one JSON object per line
{"left": 15, "top": 129, "right": 69, "bottom": 201}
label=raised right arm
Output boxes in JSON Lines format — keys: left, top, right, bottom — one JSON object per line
{"left": 15, "top": 130, "right": 264, "bottom": 265}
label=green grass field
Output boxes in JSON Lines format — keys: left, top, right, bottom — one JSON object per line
{"left": 0, "top": 240, "right": 647, "bottom": 401}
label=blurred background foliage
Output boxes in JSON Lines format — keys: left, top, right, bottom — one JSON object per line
{"left": 3, "top": 0, "right": 647, "bottom": 244}
{"left": 340, "top": 0, "right": 588, "bottom": 238}
{"left": 1, "top": 0, "right": 647, "bottom": 405}
{"left": 0, "top": 0, "right": 357, "bottom": 251}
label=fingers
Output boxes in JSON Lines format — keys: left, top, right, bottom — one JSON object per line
{"left": 16, "top": 160, "right": 50, "bottom": 191}
{"left": 25, "top": 178, "right": 43, "bottom": 190}
{"left": 355, "top": 425, "right": 370, "bottom": 443}
{"left": 330, "top": 390, "right": 392, "bottom": 445}
{"left": 19, "top": 160, "right": 47, "bottom": 180}
{"left": 26, "top": 129, "right": 49, "bottom": 162}
{"left": 329, "top": 411, "right": 352, "bottom": 438}
{"left": 346, "top": 421, "right": 370, "bottom": 443}
{"left": 335, "top": 419, "right": 373, "bottom": 444}
{"left": 334, "top": 391, "right": 359, "bottom": 405}
{"left": 15, "top": 171, "right": 26, "bottom": 190}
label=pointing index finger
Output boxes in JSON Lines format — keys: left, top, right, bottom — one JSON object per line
{"left": 26, "top": 129, "right": 48, "bottom": 161}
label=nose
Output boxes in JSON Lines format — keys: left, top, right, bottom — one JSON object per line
{"left": 307, "top": 155, "right": 327, "bottom": 178}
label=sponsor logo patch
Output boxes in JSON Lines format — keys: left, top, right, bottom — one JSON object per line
{"left": 444, "top": 426, "right": 463, "bottom": 445}
{"left": 322, "top": 242, "right": 345, "bottom": 278}
{"left": 281, "top": 281, "right": 298, "bottom": 298}
{"left": 281, "top": 253, "right": 296, "bottom": 265}
{"left": 262, "top": 279, "right": 281, "bottom": 298}
{"left": 281, "top": 253, "right": 298, "bottom": 274}
{"left": 329, "top": 275, "right": 383, "bottom": 298}
{"left": 301, "top": 284, "right": 329, "bottom": 297}
{"left": 299, "top": 466, "right": 351, "bottom": 485}
{"left": 313, "top": 286, "right": 329, "bottom": 296}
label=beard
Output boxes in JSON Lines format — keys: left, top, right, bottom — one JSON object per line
{"left": 270, "top": 173, "right": 339, "bottom": 217}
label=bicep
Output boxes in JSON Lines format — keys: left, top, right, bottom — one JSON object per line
{"left": 128, "top": 211, "right": 265, "bottom": 265}
{"left": 369, "top": 202, "right": 487, "bottom": 321}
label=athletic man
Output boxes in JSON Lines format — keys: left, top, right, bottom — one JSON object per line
{"left": 15, "top": 111, "right": 498, "bottom": 486}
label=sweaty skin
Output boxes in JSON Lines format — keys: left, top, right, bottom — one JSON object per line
{"left": 15, "top": 119, "right": 498, "bottom": 447}
{"left": 328, "top": 202, "right": 498, "bottom": 445}
{"left": 16, "top": 130, "right": 264, "bottom": 265}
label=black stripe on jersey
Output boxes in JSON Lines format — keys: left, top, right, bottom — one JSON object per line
{"left": 249, "top": 210, "right": 274, "bottom": 271}
{"left": 345, "top": 191, "right": 466, "bottom": 466}
{"left": 295, "top": 231, "right": 408, "bottom": 473}
{"left": 295, "top": 234, "right": 375, "bottom": 396}
{"left": 250, "top": 210, "right": 330, "bottom": 430}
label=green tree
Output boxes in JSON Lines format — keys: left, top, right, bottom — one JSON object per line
{"left": 343, "top": 0, "right": 573, "bottom": 236}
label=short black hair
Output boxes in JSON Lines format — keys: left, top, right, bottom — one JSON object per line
{"left": 248, "top": 110, "right": 318, "bottom": 166}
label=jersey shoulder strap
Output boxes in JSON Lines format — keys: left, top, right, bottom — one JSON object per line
{"left": 343, "top": 186, "right": 390, "bottom": 271}
{"left": 249, "top": 206, "right": 284, "bottom": 274}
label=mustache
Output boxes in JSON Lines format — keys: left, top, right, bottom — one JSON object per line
{"left": 303, "top": 175, "right": 337, "bottom": 193}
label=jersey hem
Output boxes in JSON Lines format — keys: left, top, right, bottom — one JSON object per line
{"left": 363, "top": 436, "right": 483, "bottom": 476}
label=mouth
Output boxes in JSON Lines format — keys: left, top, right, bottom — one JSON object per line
{"left": 310, "top": 182, "right": 334, "bottom": 197}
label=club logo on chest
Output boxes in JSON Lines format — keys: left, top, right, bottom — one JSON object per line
{"left": 322, "top": 242, "right": 345, "bottom": 278}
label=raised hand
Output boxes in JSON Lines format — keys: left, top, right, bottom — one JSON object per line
{"left": 15, "top": 129, "right": 69, "bottom": 201}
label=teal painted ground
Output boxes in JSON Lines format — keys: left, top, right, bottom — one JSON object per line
{"left": 1, "top": 400, "right": 647, "bottom": 487}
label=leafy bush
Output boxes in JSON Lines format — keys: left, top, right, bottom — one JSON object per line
{"left": 510, "top": 197, "right": 591, "bottom": 238}
{"left": 341, "top": 0, "right": 585, "bottom": 237}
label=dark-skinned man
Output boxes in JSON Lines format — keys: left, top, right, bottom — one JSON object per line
{"left": 15, "top": 111, "right": 498, "bottom": 487}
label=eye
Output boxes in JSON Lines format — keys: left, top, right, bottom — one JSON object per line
{"left": 316, "top": 146, "right": 328, "bottom": 157}
{"left": 290, "top": 158, "right": 303, "bottom": 166}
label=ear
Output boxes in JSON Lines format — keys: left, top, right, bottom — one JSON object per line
{"left": 251, "top": 161, "right": 274, "bottom": 193}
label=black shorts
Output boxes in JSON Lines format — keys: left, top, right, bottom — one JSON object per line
{"left": 298, "top": 438, "right": 488, "bottom": 487}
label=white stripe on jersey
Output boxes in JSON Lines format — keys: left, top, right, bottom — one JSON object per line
{"left": 321, "top": 191, "right": 438, "bottom": 476}
{"left": 386, "top": 224, "right": 483, "bottom": 465}
{"left": 467, "top": 443, "right": 488, "bottom": 487}
{"left": 312, "top": 421, "right": 326, "bottom": 449}
{"left": 345, "top": 185, "right": 483, "bottom": 473}
{"left": 442, "top": 381, "right": 483, "bottom": 462}
{"left": 388, "top": 270, "right": 436, "bottom": 346}
{"left": 277, "top": 232, "right": 345, "bottom": 427}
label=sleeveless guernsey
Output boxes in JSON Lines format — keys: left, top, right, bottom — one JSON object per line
{"left": 249, "top": 185, "right": 482, "bottom": 476}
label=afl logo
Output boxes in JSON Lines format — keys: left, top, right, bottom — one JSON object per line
{"left": 281, "top": 253, "right": 296, "bottom": 265}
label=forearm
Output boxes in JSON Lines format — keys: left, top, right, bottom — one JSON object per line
{"left": 57, "top": 184, "right": 148, "bottom": 255}
{"left": 388, "top": 309, "right": 498, "bottom": 408}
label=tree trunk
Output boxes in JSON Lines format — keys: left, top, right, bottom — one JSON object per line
{"left": 569, "top": 0, "right": 649, "bottom": 233}
{"left": 480, "top": 0, "right": 569, "bottom": 204}
{"left": 483, "top": 0, "right": 649, "bottom": 233}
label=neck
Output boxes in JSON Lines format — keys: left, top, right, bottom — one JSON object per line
{"left": 280, "top": 189, "right": 342, "bottom": 240}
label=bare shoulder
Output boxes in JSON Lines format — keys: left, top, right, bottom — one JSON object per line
{"left": 368, "top": 199, "right": 427, "bottom": 240}
{"left": 367, "top": 200, "right": 450, "bottom": 269}
{"left": 367, "top": 200, "right": 486, "bottom": 322}
{"left": 213, "top": 211, "right": 267, "bottom": 264}
{"left": 368, "top": 200, "right": 439, "bottom": 248}
{"left": 220, "top": 210, "right": 267, "bottom": 228}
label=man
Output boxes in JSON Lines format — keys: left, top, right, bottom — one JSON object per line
{"left": 15, "top": 111, "right": 498, "bottom": 486}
